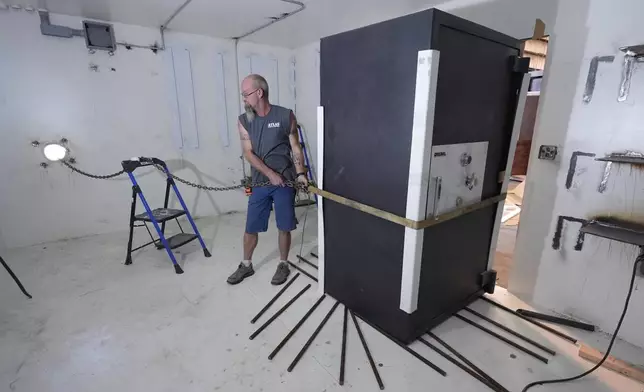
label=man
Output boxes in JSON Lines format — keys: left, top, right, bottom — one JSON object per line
{"left": 227, "top": 74, "right": 309, "bottom": 286}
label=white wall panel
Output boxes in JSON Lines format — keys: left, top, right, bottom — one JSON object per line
{"left": 213, "top": 52, "right": 230, "bottom": 147}
{"left": 169, "top": 47, "right": 200, "bottom": 149}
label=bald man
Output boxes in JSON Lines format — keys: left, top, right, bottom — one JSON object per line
{"left": 227, "top": 74, "right": 309, "bottom": 286}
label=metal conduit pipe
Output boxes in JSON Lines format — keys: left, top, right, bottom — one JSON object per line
{"left": 234, "top": 0, "right": 306, "bottom": 41}
{"left": 159, "top": 0, "right": 196, "bottom": 50}
{"left": 234, "top": 0, "right": 306, "bottom": 110}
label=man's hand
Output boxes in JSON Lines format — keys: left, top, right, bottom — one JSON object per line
{"left": 296, "top": 174, "right": 309, "bottom": 190}
{"left": 268, "top": 172, "right": 286, "bottom": 187}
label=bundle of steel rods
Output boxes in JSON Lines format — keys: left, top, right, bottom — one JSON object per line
{"left": 247, "top": 279, "right": 566, "bottom": 391}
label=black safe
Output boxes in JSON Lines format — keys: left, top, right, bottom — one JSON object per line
{"left": 319, "top": 8, "right": 526, "bottom": 343}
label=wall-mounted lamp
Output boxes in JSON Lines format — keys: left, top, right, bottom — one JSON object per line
{"left": 43, "top": 143, "right": 68, "bottom": 161}
{"left": 32, "top": 137, "right": 70, "bottom": 162}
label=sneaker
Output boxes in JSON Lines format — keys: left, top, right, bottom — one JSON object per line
{"left": 227, "top": 263, "right": 255, "bottom": 285}
{"left": 271, "top": 262, "right": 290, "bottom": 285}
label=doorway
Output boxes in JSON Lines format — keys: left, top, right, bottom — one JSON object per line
{"left": 493, "top": 36, "right": 548, "bottom": 288}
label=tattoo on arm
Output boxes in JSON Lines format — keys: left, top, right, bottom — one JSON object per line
{"left": 238, "top": 120, "right": 251, "bottom": 142}
{"left": 289, "top": 111, "right": 298, "bottom": 135}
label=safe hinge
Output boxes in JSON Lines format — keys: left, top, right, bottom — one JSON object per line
{"left": 479, "top": 270, "right": 497, "bottom": 294}
{"left": 511, "top": 56, "right": 530, "bottom": 74}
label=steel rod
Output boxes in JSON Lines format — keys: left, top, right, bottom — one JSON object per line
{"left": 353, "top": 312, "right": 447, "bottom": 377}
{"left": 480, "top": 297, "right": 578, "bottom": 344}
{"left": 418, "top": 337, "right": 507, "bottom": 392}
{"left": 287, "top": 301, "right": 340, "bottom": 372}
{"left": 268, "top": 295, "right": 326, "bottom": 360}
{"left": 351, "top": 310, "right": 384, "bottom": 390}
{"left": 1, "top": 256, "right": 32, "bottom": 299}
{"left": 516, "top": 309, "right": 596, "bottom": 332}
{"left": 251, "top": 273, "right": 300, "bottom": 324}
{"left": 403, "top": 342, "right": 448, "bottom": 377}
{"left": 249, "top": 284, "right": 311, "bottom": 340}
{"left": 176, "top": 219, "right": 185, "bottom": 234}
{"left": 464, "top": 307, "right": 556, "bottom": 356}
{"left": 427, "top": 332, "right": 509, "bottom": 392}
{"left": 296, "top": 255, "right": 318, "bottom": 270}
{"left": 131, "top": 240, "right": 157, "bottom": 252}
{"left": 142, "top": 222, "right": 155, "bottom": 243}
{"left": 454, "top": 314, "right": 549, "bottom": 364}
{"left": 288, "top": 261, "right": 318, "bottom": 282}
{"left": 339, "top": 305, "right": 348, "bottom": 385}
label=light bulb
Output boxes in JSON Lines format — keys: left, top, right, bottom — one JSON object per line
{"left": 43, "top": 143, "right": 68, "bottom": 161}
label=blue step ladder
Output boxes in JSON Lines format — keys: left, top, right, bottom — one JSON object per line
{"left": 122, "top": 157, "right": 211, "bottom": 274}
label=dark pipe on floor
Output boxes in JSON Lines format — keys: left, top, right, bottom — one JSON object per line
{"left": 352, "top": 312, "right": 447, "bottom": 377}
{"left": 339, "top": 305, "right": 348, "bottom": 385}
{"left": 296, "top": 255, "right": 318, "bottom": 270}
{"left": 480, "top": 297, "right": 578, "bottom": 344}
{"left": 516, "top": 309, "right": 596, "bottom": 332}
{"left": 351, "top": 310, "right": 384, "bottom": 390}
{"left": 268, "top": 295, "right": 326, "bottom": 360}
{"left": 418, "top": 337, "right": 508, "bottom": 392}
{"left": 427, "top": 332, "right": 509, "bottom": 392}
{"left": 288, "top": 261, "right": 318, "bottom": 282}
{"left": 454, "top": 314, "right": 549, "bottom": 364}
{"left": 463, "top": 307, "right": 556, "bottom": 355}
{"left": 251, "top": 273, "right": 300, "bottom": 324}
{"left": 0, "top": 256, "right": 32, "bottom": 299}
{"left": 288, "top": 301, "right": 340, "bottom": 372}
{"left": 249, "top": 284, "right": 311, "bottom": 340}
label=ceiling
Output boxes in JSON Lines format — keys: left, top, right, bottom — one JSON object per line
{"left": 247, "top": 0, "right": 440, "bottom": 47}
{"left": 2, "top": 0, "right": 556, "bottom": 48}
{"left": 2, "top": 0, "right": 433, "bottom": 47}
{"left": 2, "top": 0, "right": 309, "bottom": 40}
{"left": 249, "top": 0, "right": 558, "bottom": 46}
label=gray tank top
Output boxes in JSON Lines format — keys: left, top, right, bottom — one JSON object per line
{"left": 239, "top": 105, "right": 296, "bottom": 184}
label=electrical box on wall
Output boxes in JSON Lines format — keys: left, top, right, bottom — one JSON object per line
{"left": 82, "top": 20, "right": 117, "bottom": 52}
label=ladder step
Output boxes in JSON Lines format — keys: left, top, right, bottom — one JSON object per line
{"left": 135, "top": 208, "right": 186, "bottom": 223}
{"left": 156, "top": 233, "right": 198, "bottom": 250}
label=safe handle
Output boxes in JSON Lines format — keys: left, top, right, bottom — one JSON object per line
{"left": 432, "top": 176, "right": 442, "bottom": 218}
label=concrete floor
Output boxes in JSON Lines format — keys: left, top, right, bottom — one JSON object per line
{"left": 1, "top": 209, "right": 643, "bottom": 392}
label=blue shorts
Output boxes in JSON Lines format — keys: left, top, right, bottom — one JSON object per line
{"left": 246, "top": 186, "right": 297, "bottom": 233}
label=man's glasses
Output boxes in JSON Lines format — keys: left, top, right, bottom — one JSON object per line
{"left": 241, "top": 88, "right": 260, "bottom": 98}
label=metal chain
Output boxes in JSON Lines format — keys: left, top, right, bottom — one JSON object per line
{"left": 61, "top": 160, "right": 125, "bottom": 179}
{"left": 60, "top": 160, "right": 310, "bottom": 192}
{"left": 156, "top": 165, "right": 309, "bottom": 192}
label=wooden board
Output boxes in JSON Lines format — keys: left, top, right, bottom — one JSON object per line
{"left": 511, "top": 180, "right": 526, "bottom": 199}
{"left": 579, "top": 343, "right": 644, "bottom": 384}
